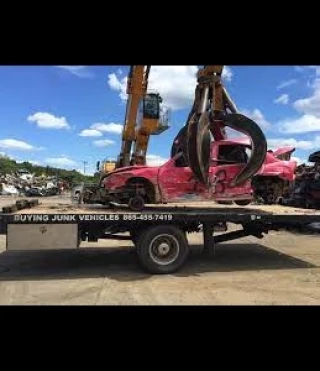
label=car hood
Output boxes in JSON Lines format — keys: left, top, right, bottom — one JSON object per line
{"left": 108, "top": 165, "right": 159, "bottom": 175}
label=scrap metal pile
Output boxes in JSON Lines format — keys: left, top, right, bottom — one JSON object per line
{"left": 280, "top": 151, "right": 320, "bottom": 209}
{"left": 0, "top": 169, "right": 61, "bottom": 197}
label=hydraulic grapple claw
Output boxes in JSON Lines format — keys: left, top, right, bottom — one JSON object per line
{"left": 186, "top": 112, "right": 211, "bottom": 185}
{"left": 170, "top": 66, "right": 268, "bottom": 189}
{"left": 182, "top": 112, "right": 267, "bottom": 187}
{"left": 171, "top": 125, "right": 188, "bottom": 159}
{"left": 218, "top": 112, "right": 267, "bottom": 186}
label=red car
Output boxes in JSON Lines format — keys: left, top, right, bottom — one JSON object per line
{"left": 83, "top": 139, "right": 297, "bottom": 210}
{"left": 252, "top": 145, "right": 297, "bottom": 204}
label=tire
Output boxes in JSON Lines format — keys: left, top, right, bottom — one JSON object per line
{"left": 126, "top": 178, "right": 156, "bottom": 205}
{"left": 234, "top": 200, "right": 251, "bottom": 206}
{"left": 266, "top": 195, "right": 276, "bottom": 205}
{"left": 128, "top": 195, "right": 145, "bottom": 211}
{"left": 217, "top": 201, "right": 233, "bottom": 205}
{"left": 136, "top": 225, "right": 189, "bottom": 274}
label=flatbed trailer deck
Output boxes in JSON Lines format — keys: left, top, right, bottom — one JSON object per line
{"left": 0, "top": 199, "right": 319, "bottom": 274}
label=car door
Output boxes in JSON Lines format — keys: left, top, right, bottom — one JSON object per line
{"left": 158, "top": 153, "right": 198, "bottom": 202}
{"left": 209, "top": 143, "right": 251, "bottom": 198}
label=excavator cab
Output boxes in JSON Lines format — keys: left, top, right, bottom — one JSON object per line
{"left": 142, "top": 93, "right": 170, "bottom": 134}
{"left": 116, "top": 66, "right": 171, "bottom": 168}
{"left": 131, "top": 92, "right": 171, "bottom": 165}
{"left": 97, "top": 158, "right": 116, "bottom": 175}
{"left": 143, "top": 93, "right": 161, "bottom": 119}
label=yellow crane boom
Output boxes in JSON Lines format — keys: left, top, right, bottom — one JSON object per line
{"left": 116, "top": 65, "right": 169, "bottom": 168}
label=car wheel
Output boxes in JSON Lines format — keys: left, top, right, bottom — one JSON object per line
{"left": 128, "top": 195, "right": 145, "bottom": 211}
{"left": 234, "top": 200, "right": 252, "bottom": 206}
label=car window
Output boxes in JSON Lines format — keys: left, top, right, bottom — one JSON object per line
{"left": 175, "top": 153, "right": 188, "bottom": 168}
{"left": 218, "top": 145, "right": 249, "bottom": 165}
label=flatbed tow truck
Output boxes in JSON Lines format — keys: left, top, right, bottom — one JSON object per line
{"left": 0, "top": 199, "right": 319, "bottom": 274}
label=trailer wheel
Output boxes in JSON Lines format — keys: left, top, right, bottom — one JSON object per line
{"left": 137, "top": 225, "right": 189, "bottom": 274}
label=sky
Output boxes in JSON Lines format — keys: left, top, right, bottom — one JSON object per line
{"left": 1, "top": 65, "right": 320, "bottom": 175}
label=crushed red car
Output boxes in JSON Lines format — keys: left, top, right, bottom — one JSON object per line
{"left": 252, "top": 145, "right": 297, "bottom": 204}
{"left": 82, "top": 139, "right": 298, "bottom": 210}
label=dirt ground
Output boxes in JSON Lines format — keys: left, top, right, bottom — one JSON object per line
{"left": 0, "top": 195, "right": 320, "bottom": 305}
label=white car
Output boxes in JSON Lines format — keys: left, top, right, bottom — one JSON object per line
{"left": 0, "top": 184, "right": 19, "bottom": 195}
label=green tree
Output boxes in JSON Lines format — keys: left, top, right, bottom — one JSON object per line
{"left": 0, "top": 156, "right": 94, "bottom": 183}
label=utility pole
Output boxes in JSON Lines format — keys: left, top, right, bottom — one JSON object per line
{"left": 83, "top": 161, "right": 88, "bottom": 175}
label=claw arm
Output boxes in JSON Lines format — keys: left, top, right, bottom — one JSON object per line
{"left": 173, "top": 65, "right": 267, "bottom": 186}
